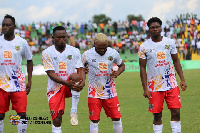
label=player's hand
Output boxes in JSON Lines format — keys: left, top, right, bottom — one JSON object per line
{"left": 66, "top": 80, "right": 76, "bottom": 89}
{"left": 26, "top": 82, "right": 32, "bottom": 95}
{"left": 72, "top": 80, "right": 84, "bottom": 92}
{"left": 111, "top": 69, "right": 118, "bottom": 78}
{"left": 143, "top": 89, "right": 152, "bottom": 98}
{"left": 180, "top": 80, "right": 187, "bottom": 91}
{"left": 84, "top": 66, "right": 89, "bottom": 74}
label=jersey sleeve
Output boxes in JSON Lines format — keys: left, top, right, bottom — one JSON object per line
{"left": 75, "top": 49, "right": 83, "bottom": 68}
{"left": 113, "top": 50, "right": 122, "bottom": 65}
{"left": 42, "top": 51, "right": 54, "bottom": 71}
{"left": 22, "top": 40, "right": 32, "bottom": 60}
{"left": 138, "top": 44, "right": 146, "bottom": 59}
{"left": 170, "top": 39, "right": 177, "bottom": 54}
{"left": 82, "top": 52, "right": 88, "bottom": 68}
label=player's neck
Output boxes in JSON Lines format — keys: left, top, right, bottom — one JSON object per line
{"left": 151, "top": 35, "right": 163, "bottom": 43}
{"left": 4, "top": 34, "right": 15, "bottom": 41}
{"left": 55, "top": 45, "right": 66, "bottom": 53}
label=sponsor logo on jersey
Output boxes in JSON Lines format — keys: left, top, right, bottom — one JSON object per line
{"left": 15, "top": 46, "right": 20, "bottom": 51}
{"left": 98, "top": 62, "right": 108, "bottom": 70}
{"left": 4, "top": 51, "right": 12, "bottom": 59}
{"left": 59, "top": 62, "right": 67, "bottom": 70}
{"left": 67, "top": 55, "right": 72, "bottom": 60}
{"left": 92, "top": 59, "right": 96, "bottom": 62}
{"left": 165, "top": 45, "right": 170, "bottom": 50}
{"left": 156, "top": 52, "right": 166, "bottom": 60}
{"left": 108, "top": 56, "right": 113, "bottom": 61}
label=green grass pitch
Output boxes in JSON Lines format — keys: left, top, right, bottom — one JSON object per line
{"left": 3, "top": 69, "right": 200, "bottom": 133}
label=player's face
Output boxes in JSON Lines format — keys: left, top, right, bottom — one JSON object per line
{"left": 2, "top": 18, "right": 15, "bottom": 36}
{"left": 95, "top": 41, "right": 108, "bottom": 56}
{"left": 149, "top": 22, "right": 161, "bottom": 38}
{"left": 53, "top": 30, "right": 67, "bottom": 49}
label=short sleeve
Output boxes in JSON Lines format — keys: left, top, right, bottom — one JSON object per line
{"left": 113, "top": 50, "right": 122, "bottom": 65}
{"left": 22, "top": 40, "right": 32, "bottom": 60}
{"left": 42, "top": 51, "right": 54, "bottom": 71}
{"left": 138, "top": 45, "right": 146, "bottom": 59}
{"left": 82, "top": 52, "right": 88, "bottom": 68}
{"left": 170, "top": 40, "right": 177, "bottom": 54}
{"left": 75, "top": 50, "right": 83, "bottom": 68}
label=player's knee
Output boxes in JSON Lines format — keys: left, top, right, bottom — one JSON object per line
{"left": 17, "top": 112, "right": 26, "bottom": 119}
{"left": 171, "top": 109, "right": 180, "bottom": 120}
{"left": 0, "top": 113, "right": 5, "bottom": 120}
{"left": 153, "top": 113, "right": 162, "bottom": 121}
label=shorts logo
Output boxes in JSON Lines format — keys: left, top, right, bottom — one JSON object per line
{"left": 15, "top": 46, "right": 20, "bottom": 51}
{"left": 117, "top": 104, "right": 121, "bottom": 112}
{"left": 149, "top": 104, "right": 154, "bottom": 110}
{"left": 108, "top": 56, "right": 113, "bottom": 61}
{"left": 59, "top": 62, "right": 67, "bottom": 70}
{"left": 4, "top": 51, "right": 12, "bottom": 59}
{"left": 165, "top": 45, "right": 170, "bottom": 50}
{"left": 50, "top": 109, "right": 55, "bottom": 116}
{"left": 89, "top": 111, "right": 93, "bottom": 117}
{"left": 156, "top": 52, "right": 166, "bottom": 60}
{"left": 67, "top": 55, "right": 72, "bottom": 60}
{"left": 10, "top": 115, "right": 20, "bottom": 126}
{"left": 98, "top": 62, "right": 108, "bottom": 71}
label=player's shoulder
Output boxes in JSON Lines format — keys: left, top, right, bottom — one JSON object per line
{"left": 66, "top": 45, "right": 81, "bottom": 53}
{"left": 14, "top": 35, "right": 27, "bottom": 43}
{"left": 83, "top": 47, "right": 95, "bottom": 55}
{"left": 140, "top": 38, "right": 151, "bottom": 47}
{"left": 43, "top": 45, "right": 54, "bottom": 54}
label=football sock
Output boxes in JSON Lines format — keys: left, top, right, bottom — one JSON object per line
{"left": 90, "top": 121, "right": 99, "bottom": 133}
{"left": 17, "top": 119, "right": 27, "bottom": 133}
{"left": 170, "top": 121, "right": 181, "bottom": 133}
{"left": 153, "top": 124, "right": 163, "bottom": 133}
{"left": 52, "top": 124, "right": 62, "bottom": 133}
{"left": 71, "top": 90, "right": 80, "bottom": 113}
{"left": 0, "top": 120, "right": 4, "bottom": 133}
{"left": 113, "top": 119, "right": 123, "bottom": 133}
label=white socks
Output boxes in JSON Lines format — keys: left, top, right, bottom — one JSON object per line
{"left": 113, "top": 119, "right": 123, "bottom": 133}
{"left": 17, "top": 119, "right": 27, "bottom": 133}
{"left": 153, "top": 124, "right": 163, "bottom": 133}
{"left": 52, "top": 124, "right": 62, "bottom": 133}
{"left": 0, "top": 120, "right": 4, "bottom": 133}
{"left": 170, "top": 121, "right": 181, "bottom": 133}
{"left": 90, "top": 121, "right": 99, "bottom": 133}
{"left": 71, "top": 90, "right": 80, "bottom": 113}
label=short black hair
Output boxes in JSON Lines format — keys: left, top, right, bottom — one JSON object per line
{"left": 147, "top": 17, "right": 162, "bottom": 27}
{"left": 4, "top": 14, "right": 15, "bottom": 25}
{"left": 53, "top": 26, "right": 66, "bottom": 35}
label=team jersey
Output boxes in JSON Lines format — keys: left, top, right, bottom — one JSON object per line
{"left": 138, "top": 36, "right": 178, "bottom": 92}
{"left": 42, "top": 45, "right": 83, "bottom": 101}
{"left": 82, "top": 47, "right": 122, "bottom": 99}
{"left": 0, "top": 35, "right": 32, "bottom": 92}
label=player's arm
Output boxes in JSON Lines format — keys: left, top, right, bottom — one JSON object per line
{"left": 26, "top": 60, "right": 33, "bottom": 95}
{"left": 72, "top": 67, "right": 85, "bottom": 92}
{"left": 46, "top": 70, "right": 75, "bottom": 88}
{"left": 139, "top": 58, "right": 151, "bottom": 98}
{"left": 111, "top": 61, "right": 125, "bottom": 78}
{"left": 171, "top": 54, "right": 187, "bottom": 91}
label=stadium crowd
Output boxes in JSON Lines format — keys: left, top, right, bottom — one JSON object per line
{"left": 1, "top": 17, "right": 200, "bottom": 59}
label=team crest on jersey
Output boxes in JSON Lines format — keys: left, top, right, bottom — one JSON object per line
{"left": 108, "top": 56, "right": 113, "bottom": 61}
{"left": 15, "top": 46, "right": 20, "bottom": 51}
{"left": 149, "top": 104, "right": 154, "bottom": 110}
{"left": 50, "top": 109, "right": 55, "bottom": 116}
{"left": 67, "top": 55, "right": 72, "bottom": 60}
{"left": 165, "top": 45, "right": 170, "bottom": 50}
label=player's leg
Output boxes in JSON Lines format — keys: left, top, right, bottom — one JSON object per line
{"left": 49, "top": 87, "right": 66, "bottom": 133}
{"left": 0, "top": 89, "right": 10, "bottom": 133}
{"left": 11, "top": 91, "right": 27, "bottom": 133}
{"left": 88, "top": 98, "right": 102, "bottom": 133}
{"left": 70, "top": 90, "right": 80, "bottom": 126}
{"left": 103, "top": 97, "right": 122, "bottom": 133}
{"left": 165, "top": 87, "right": 181, "bottom": 133}
{"left": 149, "top": 91, "right": 165, "bottom": 133}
